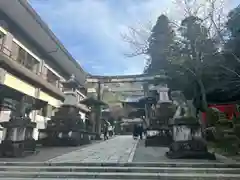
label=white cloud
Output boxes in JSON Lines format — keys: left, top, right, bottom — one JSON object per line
{"left": 30, "top": 0, "right": 238, "bottom": 75}
{"left": 29, "top": 0, "right": 172, "bottom": 75}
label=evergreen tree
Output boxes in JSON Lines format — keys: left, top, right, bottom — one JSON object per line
{"left": 145, "top": 15, "right": 175, "bottom": 74}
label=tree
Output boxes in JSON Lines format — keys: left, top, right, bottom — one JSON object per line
{"left": 177, "top": 15, "right": 220, "bottom": 111}
{"left": 145, "top": 15, "right": 175, "bottom": 74}
{"left": 146, "top": 0, "right": 232, "bottom": 112}
{"left": 219, "top": 4, "right": 240, "bottom": 98}
{"left": 225, "top": 5, "right": 240, "bottom": 64}
{"left": 123, "top": 0, "right": 240, "bottom": 112}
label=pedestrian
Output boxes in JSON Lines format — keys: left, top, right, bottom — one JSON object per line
{"left": 108, "top": 125, "right": 113, "bottom": 137}
{"left": 133, "top": 124, "right": 138, "bottom": 139}
{"left": 138, "top": 124, "right": 143, "bottom": 140}
{"left": 103, "top": 124, "right": 108, "bottom": 141}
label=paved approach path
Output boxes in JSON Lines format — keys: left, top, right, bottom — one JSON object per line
{"left": 48, "top": 135, "right": 138, "bottom": 163}
{"left": 133, "top": 140, "right": 219, "bottom": 163}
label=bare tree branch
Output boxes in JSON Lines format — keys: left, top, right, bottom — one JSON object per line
{"left": 219, "top": 65, "right": 240, "bottom": 78}
{"left": 121, "top": 23, "right": 151, "bottom": 57}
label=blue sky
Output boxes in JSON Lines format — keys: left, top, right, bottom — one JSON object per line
{"left": 29, "top": 0, "right": 239, "bottom": 76}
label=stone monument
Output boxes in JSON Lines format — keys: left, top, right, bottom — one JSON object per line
{"left": 166, "top": 91, "right": 215, "bottom": 159}
{"left": 40, "top": 75, "right": 92, "bottom": 146}
{"left": 0, "top": 96, "right": 37, "bottom": 157}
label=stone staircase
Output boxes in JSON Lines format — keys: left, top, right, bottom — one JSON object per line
{"left": 0, "top": 162, "right": 240, "bottom": 179}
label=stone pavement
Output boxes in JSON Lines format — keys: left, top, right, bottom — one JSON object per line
{"left": 1, "top": 136, "right": 240, "bottom": 179}
{"left": 48, "top": 135, "right": 138, "bottom": 163}
{"left": 133, "top": 140, "right": 219, "bottom": 163}
{"left": 0, "top": 145, "right": 88, "bottom": 162}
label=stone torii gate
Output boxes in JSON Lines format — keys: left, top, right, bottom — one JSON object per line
{"left": 86, "top": 74, "right": 169, "bottom": 130}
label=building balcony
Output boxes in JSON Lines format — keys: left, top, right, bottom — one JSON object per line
{"left": 0, "top": 43, "right": 64, "bottom": 99}
{"left": 41, "top": 73, "right": 62, "bottom": 90}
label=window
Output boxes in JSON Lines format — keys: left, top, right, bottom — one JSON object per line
{"left": 25, "top": 53, "right": 39, "bottom": 73}
{"left": 17, "top": 46, "right": 26, "bottom": 65}
{"left": 11, "top": 42, "right": 40, "bottom": 74}
{"left": 11, "top": 42, "right": 19, "bottom": 61}
{"left": 46, "top": 69, "right": 60, "bottom": 87}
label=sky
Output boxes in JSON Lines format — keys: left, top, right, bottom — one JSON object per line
{"left": 29, "top": 0, "right": 239, "bottom": 76}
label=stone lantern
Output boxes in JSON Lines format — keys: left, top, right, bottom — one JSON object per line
{"left": 166, "top": 91, "right": 215, "bottom": 159}
{"left": 145, "top": 84, "right": 174, "bottom": 147}
{"left": 0, "top": 97, "right": 37, "bottom": 157}
{"left": 40, "top": 75, "right": 90, "bottom": 146}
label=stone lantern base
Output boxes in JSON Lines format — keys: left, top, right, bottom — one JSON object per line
{"left": 145, "top": 126, "right": 172, "bottom": 147}
{"left": 39, "top": 105, "right": 96, "bottom": 147}
{"left": 0, "top": 120, "right": 36, "bottom": 157}
{"left": 166, "top": 139, "right": 215, "bottom": 160}
{"left": 40, "top": 128, "right": 97, "bottom": 146}
{"left": 145, "top": 102, "right": 174, "bottom": 147}
{"left": 166, "top": 118, "right": 215, "bottom": 160}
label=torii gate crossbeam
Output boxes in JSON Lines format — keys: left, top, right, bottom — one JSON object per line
{"left": 86, "top": 74, "right": 167, "bottom": 83}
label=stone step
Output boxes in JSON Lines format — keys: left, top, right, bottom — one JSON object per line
{"left": 0, "top": 165, "right": 240, "bottom": 174}
{"left": 0, "top": 171, "right": 239, "bottom": 179}
{"left": 1, "top": 161, "right": 240, "bottom": 168}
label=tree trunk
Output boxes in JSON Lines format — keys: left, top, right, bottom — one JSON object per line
{"left": 197, "top": 78, "right": 208, "bottom": 131}
{"left": 198, "top": 79, "right": 208, "bottom": 112}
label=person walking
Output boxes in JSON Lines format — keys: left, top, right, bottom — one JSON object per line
{"left": 103, "top": 124, "right": 108, "bottom": 141}
{"left": 133, "top": 124, "right": 138, "bottom": 139}
{"left": 138, "top": 124, "right": 144, "bottom": 140}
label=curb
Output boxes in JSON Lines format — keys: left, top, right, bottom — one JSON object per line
{"left": 127, "top": 139, "right": 139, "bottom": 162}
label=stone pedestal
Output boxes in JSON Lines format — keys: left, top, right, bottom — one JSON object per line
{"left": 166, "top": 117, "right": 215, "bottom": 160}
{"left": 0, "top": 117, "right": 36, "bottom": 157}
{"left": 0, "top": 96, "right": 38, "bottom": 157}
{"left": 40, "top": 105, "right": 88, "bottom": 146}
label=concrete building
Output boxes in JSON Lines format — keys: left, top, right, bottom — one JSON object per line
{"left": 0, "top": 0, "right": 88, "bottom": 140}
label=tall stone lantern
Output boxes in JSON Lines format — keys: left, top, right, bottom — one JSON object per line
{"left": 40, "top": 75, "right": 90, "bottom": 146}
{"left": 145, "top": 84, "right": 174, "bottom": 147}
